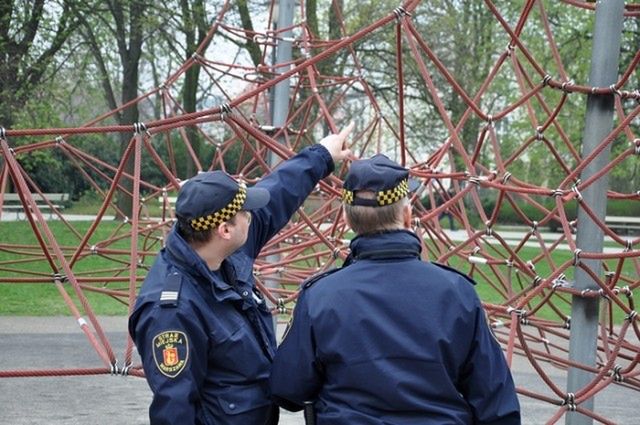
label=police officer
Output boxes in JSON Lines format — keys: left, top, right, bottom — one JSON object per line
{"left": 269, "top": 154, "right": 521, "bottom": 424}
{"left": 128, "top": 123, "right": 353, "bottom": 425}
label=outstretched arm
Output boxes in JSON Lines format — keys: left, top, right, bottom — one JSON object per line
{"left": 246, "top": 123, "right": 354, "bottom": 256}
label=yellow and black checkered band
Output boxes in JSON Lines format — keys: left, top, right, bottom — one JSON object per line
{"left": 342, "top": 178, "right": 410, "bottom": 207}
{"left": 190, "top": 182, "right": 247, "bottom": 231}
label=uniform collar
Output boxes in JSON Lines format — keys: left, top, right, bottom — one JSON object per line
{"left": 348, "top": 229, "right": 422, "bottom": 261}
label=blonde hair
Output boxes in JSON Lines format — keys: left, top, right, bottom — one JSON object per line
{"left": 344, "top": 191, "right": 408, "bottom": 235}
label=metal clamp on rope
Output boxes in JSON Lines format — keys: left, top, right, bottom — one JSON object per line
{"left": 467, "top": 175, "right": 481, "bottom": 186}
{"left": 542, "top": 75, "right": 552, "bottom": 86}
{"left": 532, "top": 276, "right": 542, "bottom": 287}
{"left": 133, "top": 122, "right": 150, "bottom": 136}
{"left": 393, "top": 6, "right": 411, "bottom": 21}
{"left": 612, "top": 365, "right": 623, "bottom": 382}
{"left": 633, "top": 138, "right": 640, "bottom": 155}
{"left": 121, "top": 362, "right": 133, "bottom": 376}
{"left": 277, "top": 298, "right": 287, "bottom": 314}
{"left": 55, "top": 136, "right": 65, "bottom": 145}
{"left": 252, "top": 33, "right": 269, "bottom": 44}
{"left": 535, "top": 126, "right": 544, "bottom": 141}
{"left": 626, "top": 310, "right": 638, "bottom": 322}
{"left": 502, "top": 172, "right": 512, "bottom": 184}
{"left": 609, "top": 84, "right": 622, "bottom": 97}
{"left": 220, "top": 103, "right": 233, "bottom": 118}
{"left": 551, "top": 188, "right": 564, "bottom": 197}
{"left": 52, "top": 273, "right": 68, "bottom": 283}
{"left": 598, "top": 288, "right": 610, "bottom": 300}
{"left": 485, "top": 115, "right": 494, "bottom": 127}
{"left": 572, "top": 249, "right": 582, "bottom": 266}
{"left": 506, "top": 307, "right": 527, "bottom": 318}
{"left": 110, "top": 360, "right": 119, "bottom": 375}
{"left": 561, "top": 79, "right": 574, "bottom": 93}
{"left": 505, "top": 43, "right": 514, "bottom": 56}
{"left": 562, "top": 393, "right": 577, "bottom": 411}
{"left": 571, "top": 186, "right": 583, "bottom": 202}
{"left": 484, "top": 222, "right": 493, "bottom": 237}
{"left": 0, "top": 127, "right": 5, "bottom": 139}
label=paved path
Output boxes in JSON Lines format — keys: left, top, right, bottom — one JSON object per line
{"left": 1, "top": 316, "right": 638, "bottom": 424}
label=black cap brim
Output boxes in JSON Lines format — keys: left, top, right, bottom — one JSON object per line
{"left": 242, "top": 186, "right": 270, "bottom": 210}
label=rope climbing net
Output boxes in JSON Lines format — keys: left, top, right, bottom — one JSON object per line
{"left": 0, "top": 1, "right": 639, "bottom": 423}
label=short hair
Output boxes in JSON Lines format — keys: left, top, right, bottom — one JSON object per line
{"left": 176, "top": 214, "right": 239, "bottom": 246}
{"left": 344, "top": 191, "right": 407, "bottom": 235}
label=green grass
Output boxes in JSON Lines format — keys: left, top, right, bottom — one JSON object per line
{"left": 0, "top": 220, "right": 636, "bottom": 325}
{"left": 0, "top": 220, "right": 163, "bottom": 316}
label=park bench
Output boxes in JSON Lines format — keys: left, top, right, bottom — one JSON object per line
{"left": 604, "top": 215, "right": 640, "bottom": 235}
{"left": 0, "top": 193, "right": 70, "bottom": 220}
{"left": 157, "top": 196, "right": 178, "bottom": 208}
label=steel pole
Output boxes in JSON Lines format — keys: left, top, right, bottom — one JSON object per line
{"left": 566, "top": 1, "right": 624, "bottom": 424}
{"left": 268, "top": 0, "right": 294, "bottom": 328}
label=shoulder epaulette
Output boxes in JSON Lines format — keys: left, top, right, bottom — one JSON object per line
{"left": 431, "top": 262, "right": 477, "bottom": 286}
{"left": 160, "top": 273, "right": 182, "bottom": 307}
{"left": 302, "top": 268, "right": 342, "bottom": 290}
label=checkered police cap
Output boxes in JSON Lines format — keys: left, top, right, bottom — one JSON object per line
{"left": 175, "top": 171, "right": 270, "bottom": 231}
{"left": 342, "top": 154, "right": 419, "bottom": 207}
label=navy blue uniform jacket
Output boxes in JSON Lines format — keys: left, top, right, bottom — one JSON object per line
{"left": 270, "top": 230, "right": 521, "bottom": 424}
{"left": 129, "top": 144, "right": 334, "bottom": 425}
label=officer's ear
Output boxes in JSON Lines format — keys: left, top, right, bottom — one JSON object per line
{"left": 342, "top": 208, "right": 352, "bottom": 229}
{"left": 402, "top": 202, "right": 412, "bottom": 229}
{"left": 215, "top": 221, "right": 233, "bottom": 240}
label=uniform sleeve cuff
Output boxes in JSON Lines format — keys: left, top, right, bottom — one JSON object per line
{"left": 308, "top": 144, "right": 335, "bottom": 176}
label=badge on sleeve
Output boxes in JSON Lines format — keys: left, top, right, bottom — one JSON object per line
{"left": 152, "top": 330, "right": 189, "bottom": 378}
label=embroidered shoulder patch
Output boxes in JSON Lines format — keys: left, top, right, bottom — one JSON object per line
{"left": 152, "top": 330, "right": 189, "bottom": 378}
